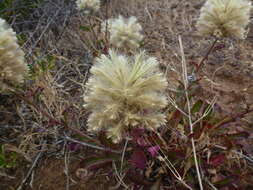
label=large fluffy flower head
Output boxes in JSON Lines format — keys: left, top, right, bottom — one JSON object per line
{"left": 76, "top": 0, "right": 100, "bottom": 14}
{"left": 102, "top": 15, "right": 143, "bottom": 50}
{"left": 0, "top": 18, "right": 28, "bottom": 91}
{"left": 84, "top": 50, "right": 168, "bottom": 143}
{"left": 196, "top": 0, "right": 252, "bottom": 39}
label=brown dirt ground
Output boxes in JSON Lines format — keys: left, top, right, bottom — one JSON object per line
{"left": 1, "top": 0, "right": 253, "bottom": 189}
{"left": 28, "top": 158, "right": 113, "bottom": 190}
{"left": 0, "top": 158, "right": 114, "bottom": 190}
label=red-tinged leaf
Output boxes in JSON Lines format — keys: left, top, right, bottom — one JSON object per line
{"left": 167, "top": 110, "right": 183, "bottom": 131}
{"left": 130, "top": 150, "right": 147, "bottom": 169}
{"left": 47, "top": 119, "right": 61, "bottom": 127}
{"left": 131, "top": 128, "right": 145, "bottom": 138}
{"left": 148, "top": 145, "right": 160, "bottom": 157}
{"left": 103, "top": 46, "right": 109, "bottom": 55}
{"left": 193, "top": 122, "right": 214, "bottom": 140}
{"left": 188, "top": 61, "right": 198, "bottom": 67}
{"left": 188, "top": 132, "right": 194, "bottom": 139}
{"left": 213, "top": 43, "right": 226, "bottom": 51}
{"left": 206, "top": 123, "right": 214, "bottom": 129}
{"left": 68, "top": 143, "right": 81, "bottom": 152}
{"left": 133, "top": 184, "right": 142, "bottom": 190}
{"left": 131, "top": 128, "right": 149, "bottom": 147}
{"left": 209, "top": 154, "right": 226, "bottom": 167}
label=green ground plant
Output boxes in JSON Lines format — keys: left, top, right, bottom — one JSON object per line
{"left": 0, "top": 0, "right": 44, "bottom": 20}
{"left": 0, "top": 144, "right": 17, "bottom": 169}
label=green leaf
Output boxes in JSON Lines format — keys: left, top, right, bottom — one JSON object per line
{"left": 202, "top": 103, "right": 214, "bottom": 120}
{"left": 213, "top": 176, "right": 237, "bottom": 187}
{"left": 0, "top": 145, "right": 17, "bottom": 168}
{"left": 73, "top": 134, "right": 100, "bottom": 145}
{"left": 80, "top": 25, "right": 91, "bottom": 32}
{"left": 191, "top": 99, "right": 203, "bottom": 114}
{"left": 0, "top": 154, "right": 6, "bottom": 167}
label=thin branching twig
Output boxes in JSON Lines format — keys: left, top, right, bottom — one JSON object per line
{"left": 64, "top": 135, "right": 121, "bottom": 154}
{"left": 112, "top": 161, "right": 129, "bottom": 189}
{"left": 120, "top": 138, "right": 129, "bottom": 173}
{"left": 179, "top": 36, "right": 203, "bottom": 190}
{"left": 192, "top": 96, "right": 217, "bottom": 126}
{"left": 150, "top": 136, "right": 193, "bottom": 190}
{"left": 17, "top": 143, "right": 45, "bottom": 190}
{"left": 63, "top": 141, "right": 70, "bottom": 190}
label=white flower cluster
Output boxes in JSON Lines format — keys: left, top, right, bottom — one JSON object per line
{"left": 76, "top": 0, "right": 100, "bottom": 14}
{"left": 0, "top": 18, "right": 28, "bottom": 91}
{"left": 196, "top": 0, "right": 252, "bottom": 39}
{"left": 84, "top": 50, "right": 168, "bottom": 143}
{"left": 102, "top": 15, "right": 143, "bottom": 50}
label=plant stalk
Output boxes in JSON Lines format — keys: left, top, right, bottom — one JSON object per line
{"left": 195, "top": 38, "right": 218, "bottom": 73}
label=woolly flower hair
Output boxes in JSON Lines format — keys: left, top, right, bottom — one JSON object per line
{"left": 102, "top": 15, "right": 143, "bottom": 50}
{"left": 76, "top": 0, "right": 100, "bottom": 14}
{"left": 196, "top": 0, "right": 252, "bottom": 39}
{"left": 0, "top": 18, "right": 28, "bottom": 91}
{"left": 84, "top": 50, "right": 168, "bottom": 143}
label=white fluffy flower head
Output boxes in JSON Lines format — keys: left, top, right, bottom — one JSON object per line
{"left": 76, "top": 0, "right": 100, "bottom": 14}
{"left": 84, "top": 50, "right": 168, "bottom": 143}
{"left": 0, "top": 18, "right": 28, "bottom": 91}
{"left": 196, "top": 0, "right": 252, "bottom": 39}
{"left": 102, "top": 15, "right": 143, "bottom": 50}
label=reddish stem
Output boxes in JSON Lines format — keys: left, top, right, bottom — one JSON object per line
{"left": 196, "top": 38, "right": 218, "bottom": 73}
